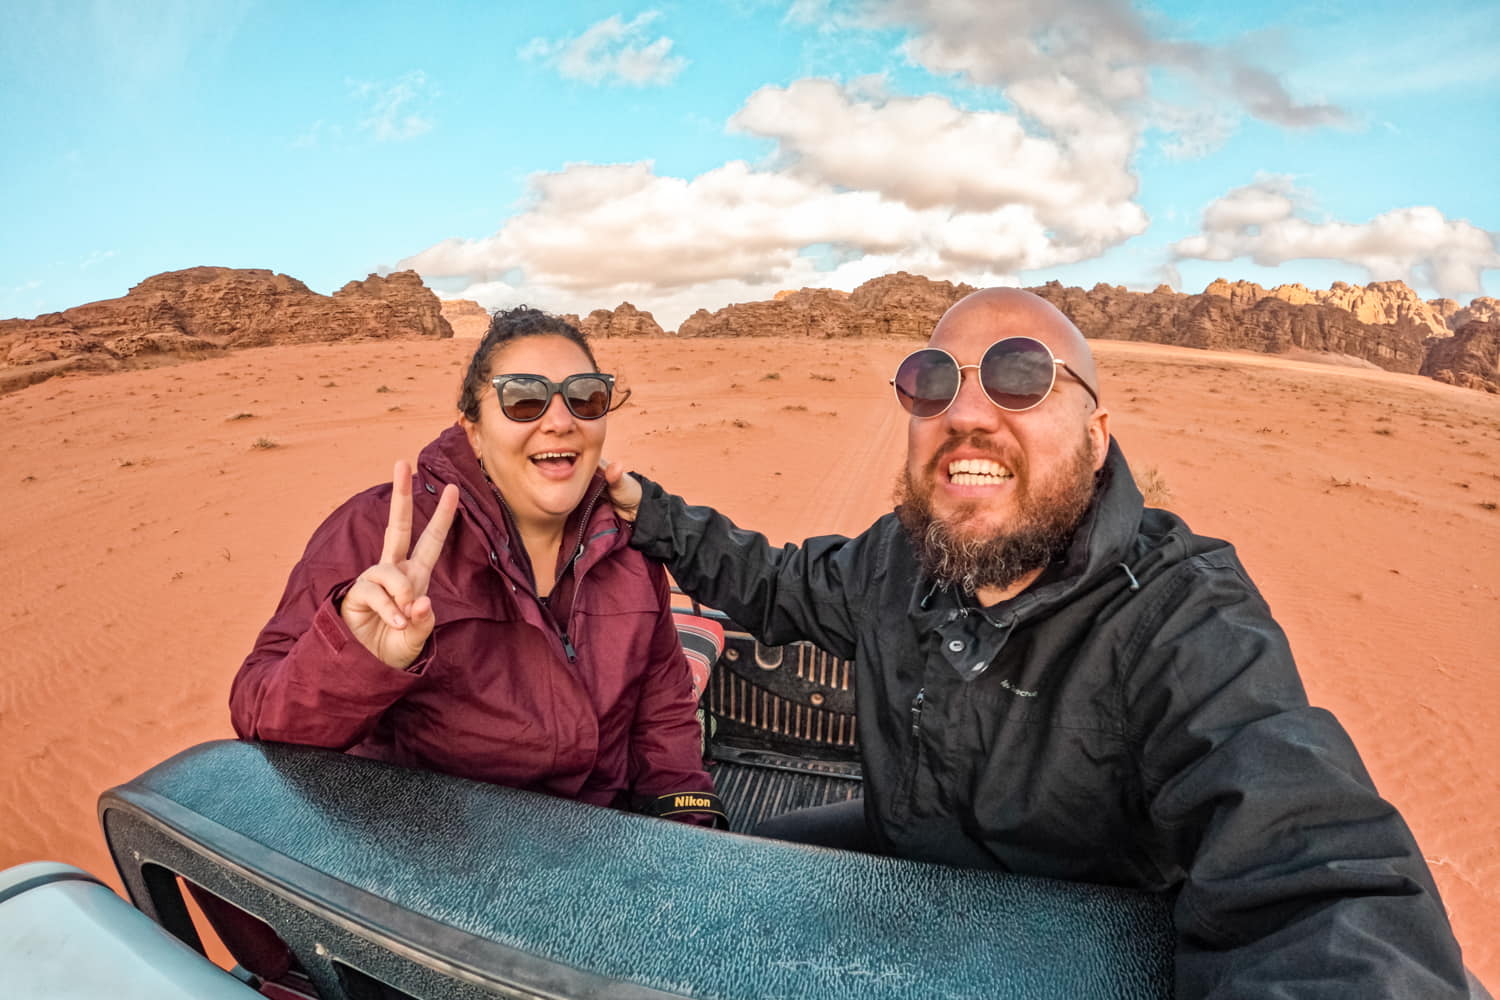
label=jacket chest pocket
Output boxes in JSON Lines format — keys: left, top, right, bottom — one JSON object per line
{"left": 967, "top": 714, "right": 1142, "bottom": 876}
{"left": 907, "top": 683, "right": 1128, "bottom": 820}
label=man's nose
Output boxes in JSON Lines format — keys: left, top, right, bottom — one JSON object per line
{"left": 943, "top": 366, "right": 1001, "bottom": 432}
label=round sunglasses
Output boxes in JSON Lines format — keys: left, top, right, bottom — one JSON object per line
{"left": 490, "top": 372, "right": 616, "bottom": 422}
{"left": 891, "top": 337, "right": 1100, "bottom": 417}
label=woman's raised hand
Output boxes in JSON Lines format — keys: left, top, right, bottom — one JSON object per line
{"left": 340, "top": 460, "right": 460, "bottom": 670}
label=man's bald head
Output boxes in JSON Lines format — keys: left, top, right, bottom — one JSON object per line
{"left": 930, "top": 288, "right": 1100, "bottom": 407}
{"left": 898, "top": 285, "right": 1112, "bottom": 602}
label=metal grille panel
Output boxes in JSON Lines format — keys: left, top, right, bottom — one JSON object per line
{"left": 706, "top": 630, "right": 858, "bottom": 755}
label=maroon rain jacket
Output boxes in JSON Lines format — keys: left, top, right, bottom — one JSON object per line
{"left": 230, "top": 424, "right": 713, "bottom": 814}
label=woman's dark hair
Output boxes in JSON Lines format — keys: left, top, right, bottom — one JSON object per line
{"left": 457, "top": 306, "right": 599, "bottom": 421}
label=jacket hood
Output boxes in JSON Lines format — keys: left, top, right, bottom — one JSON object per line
{"left": 415, "top": 423, "right": 620, "bottom": 572}
{"left": 1052, "top": 437, "right": 1146, "bottom": 593}
{"left": 910, "top": 439, "right": 1168, "bottom": 665}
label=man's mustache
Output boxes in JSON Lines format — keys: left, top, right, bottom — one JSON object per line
{"left": 926, "top": 433, "right": 1019, "bottom": 477}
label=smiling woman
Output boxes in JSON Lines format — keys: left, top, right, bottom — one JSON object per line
{"left": 229, "top": 306, "right": 717, "bottom": 824}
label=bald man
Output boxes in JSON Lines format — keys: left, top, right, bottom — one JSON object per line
{"left": 605, "top": 289, "right": 1469, "bottom": 998}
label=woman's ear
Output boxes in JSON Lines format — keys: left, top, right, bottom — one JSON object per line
{"left": 460, "top": 415, "right": 483, "bottom": 458}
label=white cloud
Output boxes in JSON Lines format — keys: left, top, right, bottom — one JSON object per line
{"left": 350, "top": 71, "right": 436, "bottom": 142}
{"left": 400, "top": 78, "right": 1154, "bottom": 329}
{"left": 730, "top": 79, "right": 1148, "bottom": 262}
{"left": 521, "top": 12, "right": 687, "bottom": 87}
{"left": 825, "top": 0, "right": 1349, "bottom": 153}
{"left": 398, "top": 3, "right": 1369, "bottom": 326}
{"left": 1173, "top": 176, "right": 1500, "bottom": 297}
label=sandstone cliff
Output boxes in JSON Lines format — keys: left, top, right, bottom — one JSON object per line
{"left": 1447, "top": 298, "right": 1500, "bottom": 331}
{"left": 654, "top": 272, "right": 1465, "bottom": 383}
{"left": 678, "top": 273, "right": 970, "bottom": 339}
{"left": 1421, "top": 321, "right": 1500, "bottom": 393}
{"left": 438, "top": 298, "right": 490, "bottom": 338}
{"left": 571, "top": 302, "right": 666, "bottom": 339}
{"left": 1030, "top": 280, "right": 1428, "bottom": 372}
{"left": 679, "top": 288, "right": 855, "bottom": 338}
{"left": 1263, "top": 280, "right": 1455, "bottom": 342}
{"left": 0, "top": 267, "right": 452, "bottom": 393}
{"left": 8, "top": 267, "right": 1496, "bottom": 397}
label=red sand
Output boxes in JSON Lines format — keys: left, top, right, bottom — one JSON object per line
{"left": 3, "top": 335, "right": 1497, "bottom": 981}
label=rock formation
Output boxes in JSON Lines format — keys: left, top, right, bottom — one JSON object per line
{"left": 680, "top": 288, "right": 851, "bottom": 338}
{"left": 438, "top": 298, "right": 490, "bottom": 338}
{"left": 1421, "top": 321, "right": 1500, "bottom": 393}
{"left": 572, "top": 302, "right": 666, "bottom": 338}
{"left": 847, "top": 272, "right": 976, "bottom": 337}
{"left": 6, "top": 265, "right": 1496, "bottom": 396}
{"left": 0, "top": 267, "right": 452, "bottom": 393}
{"left": 662, "top": 272, "right": 1454, "bottom": 380}
{"left": 1030, "top": 281, "right": 1428, "bottom": 372}
{"left": 678, "top": 273, "right": 971, "bottom": 339}
{"left": 1274, "top": 280, "right": 1454, "bottom": 341}
{"left": 1446, "top": 297, "right": 1500, "bottom": 331}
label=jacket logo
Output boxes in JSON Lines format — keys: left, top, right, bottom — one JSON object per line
{"left": 1000, "top": 678, "right": 1039, "bottom": 698}
{"left": 673, "top": 794, "right": 715, "bottom": 809}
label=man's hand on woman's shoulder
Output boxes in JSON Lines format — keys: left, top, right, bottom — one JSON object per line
{"left": 600, "top": 458, "right": 642, "bottom": 523}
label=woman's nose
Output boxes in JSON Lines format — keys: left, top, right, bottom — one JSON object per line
{"left": 537, "top": 391, "right": 575, "bottom": 429}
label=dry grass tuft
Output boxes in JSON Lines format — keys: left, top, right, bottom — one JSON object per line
{"left": 1137, "top": 465, "right": 1172, "bottom": 507}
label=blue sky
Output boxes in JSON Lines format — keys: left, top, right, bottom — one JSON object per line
{"left": 3, "top": 0, "right": 1497, "bottom": 329}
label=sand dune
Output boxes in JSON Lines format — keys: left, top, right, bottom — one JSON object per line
{"left": 2, "top": 335, "right": 1497, "bottom": 983}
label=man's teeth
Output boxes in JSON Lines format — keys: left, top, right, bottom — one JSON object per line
{"left": 948, "top": 458, "right": 1012, "bottom": 485}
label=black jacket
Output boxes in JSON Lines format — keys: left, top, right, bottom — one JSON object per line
{"left": 631, "top": 440, "right": 1468, "bottom": 999}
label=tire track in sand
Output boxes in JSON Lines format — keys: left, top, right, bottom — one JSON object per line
{"left": 795, "top": 370, "right": 907, "bottom": 538}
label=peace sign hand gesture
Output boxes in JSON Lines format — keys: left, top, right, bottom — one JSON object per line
{"left": 340, "top": 460, "right": 461, "bottom": 670}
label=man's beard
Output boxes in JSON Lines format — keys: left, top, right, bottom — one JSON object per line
{"left": 895, "top": 435, "right": 1099, "bottom": 595}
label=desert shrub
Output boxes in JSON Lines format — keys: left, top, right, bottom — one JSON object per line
{"left": 1137, "top": 465, "right": 1172, "bottom": 507}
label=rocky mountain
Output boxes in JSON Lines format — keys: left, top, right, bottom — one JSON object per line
{"left": 6, "top": 266, "right": 1496, "bottom": 396}
{"left": 657, "top": 272, "right": 1480, "bottom": 386}
{"left": 1028, "top": 280, "right": 1427, "bottom": 373}
{"left": 1265, "top": 280, "right": 1453, "bottom": 341}
{"left": 0, "top": 267, "right": 452, "bottom": 393}
{"left": 439, "top": 298, "right": 490, "bottom": 338}
{"left": 678, "top": 273, "right": 970, "bottom": 339}
{"left": 1421, "top": 321, "right": 1500, "bottom": 393}
{"left": 567, "top": 302, "right": 667, "bottom": 338}
{"left": 1447, "top": 298, "right": 1500, "bottom": 330}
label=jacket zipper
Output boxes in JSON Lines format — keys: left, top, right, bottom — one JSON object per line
{"left": 553, "top": 487, "right": 603, "bottom": 664}
{"left": 897, "top": 686, "right": 928, "bottom": 821}
{"left": 479, "top": 477, "right": 607, "bottom": 666}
